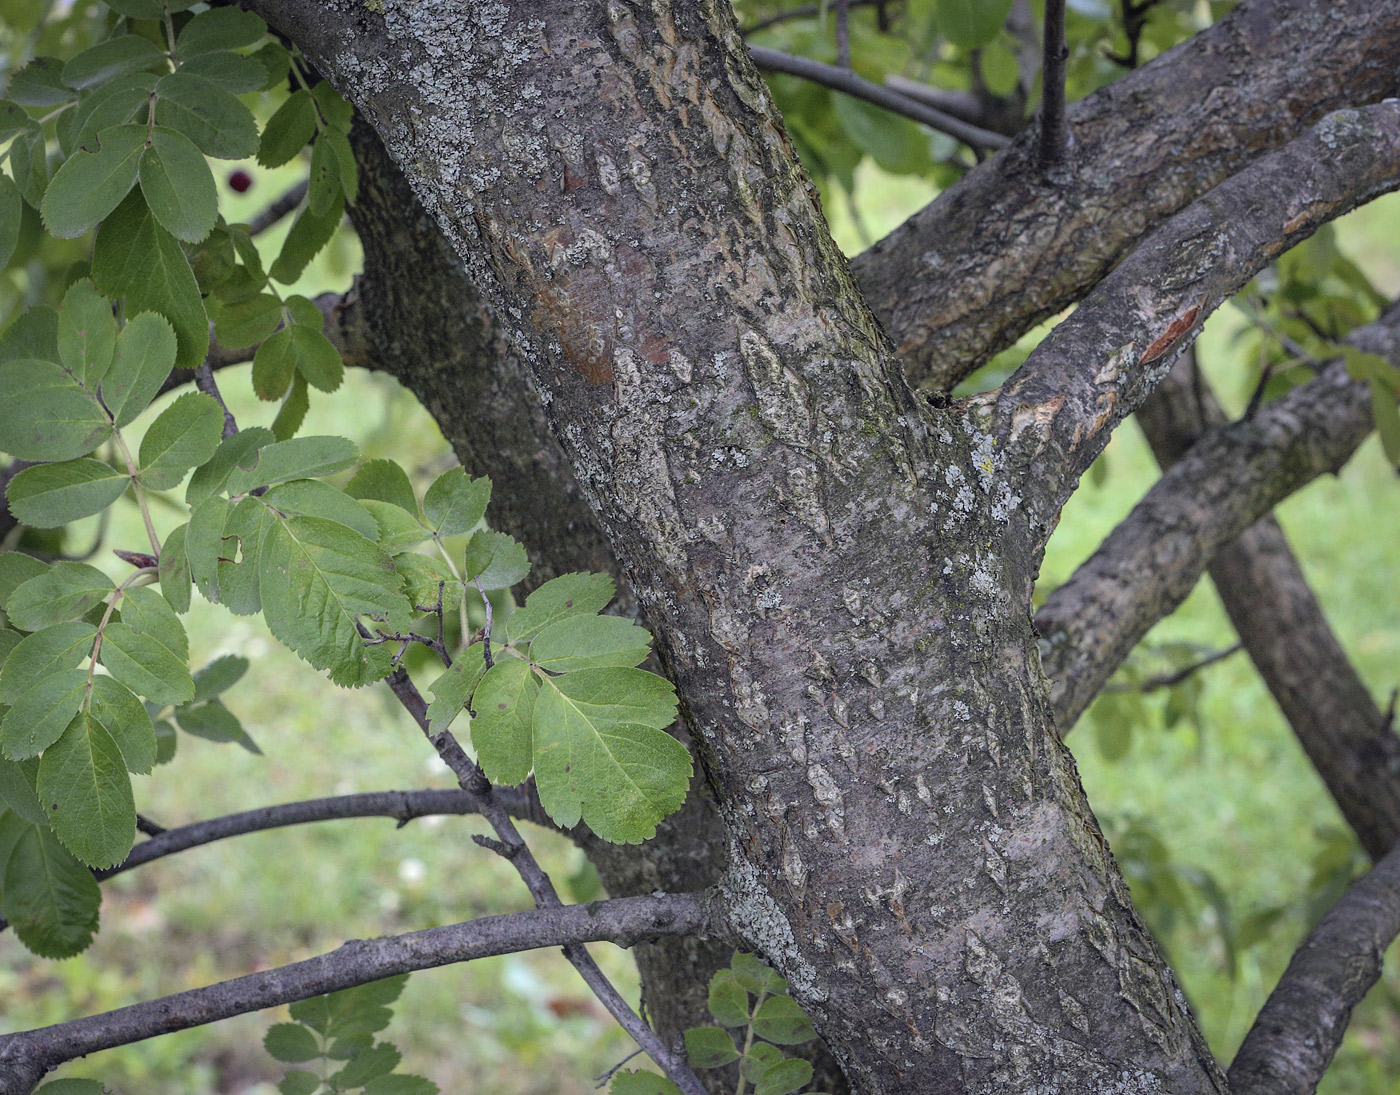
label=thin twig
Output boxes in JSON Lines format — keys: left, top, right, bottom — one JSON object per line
{"left": 475, "top": 575, "right": 494, "bottom": 670}
{"left": 748, "top": 45, "right": 1011, "bottom": 151}
{"left": 835, "top": 0, "right": 851, "bottom": 69}
{"left": 595, "top": 1048, "right": 645, "bottom": 1088}
{"left": 134, "top": 814, "right": 166, "bottom": 837}
{"left": 739, "top": 0, "right": 888, "bottom": 36}
{"left": 195, "top": 362, "right": 240, "bottom": 439}
{"left": 247, "top": 179, "right": 309, "bottom": 236}
{"left": 1038, "top": 0, "right": 1070, "bottom": 172}
{"left": 1101, "top": 643, "right": 1243, "bottom": 695}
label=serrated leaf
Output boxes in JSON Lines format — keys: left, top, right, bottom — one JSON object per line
{"left": 186, "top": 426, "right": 273, "bottom": 505}
{"left": 68, "top": 73, "right": 156, "bottom": 154}
{"left": 0, "top": 359, "right": 111, "bottom": 462}
{"left": 271, "top": 193, "right": 344, "bottom": 284}
{"left": 322, "top": 127, "right": 358, "bottom": 203}
{"left": 0, "top": 816, "right": 101, "bottom": 957}
{"left": 101, "top": 587, "right": 194, "bottom": 705}
{"left": 506, "top": 573, "right": 615, "bottom": 644}
{"left": 685, "top": 1025, "right": 741, "bottom": 1068}
{"left": 40, "top": 124, "right": 146, "bottom": 239}
{"left": 740, "top": 1042, "right": 781, "bottom": 1080}
{"left": 366, "top": 504, "right": 430, "bottom": 553}
{"left": 0, "top": 623, "right": 96, "bottom": 704}
{"left": 93, "top": 190, "right": 208, "bottom": 370}
{"left": 61, "top": 35, "right": 164, "bottom": 90}
{"left": 471, "top": 655, "right": 538, "bottom": 785}
{"left": 192, "top": 654, "right": 249, "bottom": 702}
{"left": 159, "top": 524, "right": 192, "bottom": 613}
{"left": 0, "top": 671, "right": 88, "bottom": 759}
{"left": 8, "top": 58, "right": 72, "bottom": 107}
{"left": 0, "top": 100, "right": 30, "bottom": 143}
{"left": 175, "top": 699, "right": 261, "bottom": 753}
{"left": 186, "top": 494, "right": 228, "bottom": 603}
{"left": 264, "top": 1021, "right": 321, "bottom": 1063}
{"left": 138, "top": 392, "right": 224, "bottom": 490}
{"left": 176, "top": 6, "right": 267, "bottom": 56}
{"left": 263, "top": 478, "right": 380, "bottom": 540}
{"left": 57, "top": 278, "right": 115, "bottom": 384}
{"left": 308, "top": 134, "right": 341, "bottom": 217}
{"left": 153, "top": 72, "right": 259, "bottom": 159}
{"left": 937, "top": 0, "right": 1014, "bottom": 47}
{"left": 533, "top": 677, "right": 690, "bottom": 842}
{"left": 37, "top": 711, "right": 136, "bottom": 868}
{"left": 258, "top": 513, "right": 413, "bottom": 687}
{"left": 284, "top": 295, "right": 322, "bottom": 329}
{"left": 180, "top": 51, "right": 269, "bottom": 94}
{"left": 6, "top": 458, "right": 129, "bottom": 528}
{"left": 463, "top": 529, "right": 529, "bottom": 591}
{"left": 529, "top": 614, "right": 651, "bottom": 672}
{"left": 278, "top": 1072, "right": 320, "bottom": 1095}
{"left": 8, "top": 562, "right": 114, "bottom": 631}
{"left": 395, "top": 552, "right": 460, "bottom": 613}
{"left": 252, "top": 325, "right": 295, "bottom": 399}
{"left": 291, "top": 326, "right": 343, "bottom": 392}
{"left": 272, "top": 373, "right": 310, "bottom": 441}
{"left": 424, "top": 642, "right": 487, "bottom": 733}
{"left": 0, "top": 756, "right": 46, "bottom": 824}
{"left": 610, "top": 1072, "right": 681, "bottom": 1095}
{"left": 752, "top": 994, "right": 816, "bottom": 1045}
{"left": 332, "top": 1043, "right": 401, "bottom": 1087}
{"left": 225, "top": 435, "right": 358, "bottom": 494}
{"left": 102, "top": 309, "right": 179, "bottom": 426}
{"left": 258, "top": 89, "right": 317, "bottom": 168}
{"left": 707, "top": 967, "right": 751, "bottom": 1027}
{"left": 731, "top": 952, "right": 788, "bottom": 995}
{"left": 348, "top": 459, "right": 418, "bottom": 516}
{"left": 755, "top": 1057, "right": 812, "bottom": 1095}
{"left": 90, "top": 674, "right": 157, "bottom": 774}
{"left": 0, "top": 174, "right": 22, "bottom": 270}
{"left": 422, "top": 468, "right": 489, "bottom": 537}
{"left": 0, "top": 549, "right": 45, "bottom": 609}
{"left": 0, "top": 306, "right": 59, "bottom": 365}
{"left": 217, "top": 495, "right": 271, "bottom": 615}
{"left": 139, "top": 126, "right": 218, "bottom": 243}
{"left": 362, "top": 1076, "right": 439, "bottom": 1095}
{"left": 9, "top": 128, "right": 50, "bottom": 208}
{"left": 214, "top": 293, "right": 283, "bottom": 349}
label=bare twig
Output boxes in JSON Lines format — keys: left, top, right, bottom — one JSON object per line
{"left": 0, "top": 893, "right": 716, "bottom": 1093}
{"left": 247, "top": 179, "right": 309, "bottom": 236}
{"left": 748, "top": 45, "right": 1011, "bottom": 151}
{"left": 1101, "top": 643, "right": 1242, "bottom": 694}
{"left": 835, "top": 0, "right": 851, "bottom": 69}
{"left": 134, "top": 814, "right": 166, "bottom": 838}
{"left": 195, "top": 362, "right": 240, "bottom": 439}
{"left": 1229, "top": 842, "right": 1400, "bottom": 1095}
{"left": 740, "top": 0, "right": 889, "bottom": 36}
{"left": 1038, "top": 0, "right": 1070, "bottom": 172}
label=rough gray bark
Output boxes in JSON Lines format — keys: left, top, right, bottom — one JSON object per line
{"left": 1136, "top": 351, "right": 1400, "bottom": 860}
{"left": 850, "top": 0, "right": 1400, "bottom": 390}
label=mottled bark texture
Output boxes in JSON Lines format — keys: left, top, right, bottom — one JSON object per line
{"left": 210, "top": 0, "right": 1400, "bottom": 1091}
{"left": 850, "top": 0, "right": 1400, "bottom": 391}
{"left": 1136, "top": 350, "right": 1400, "bottom": 860}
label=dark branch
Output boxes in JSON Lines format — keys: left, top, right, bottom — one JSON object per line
{"left": 739, "top": 0, "right": 889, "bottom": 37}
{"left": 1037, "top": 0, "right": 1069, "bottom": 171}
{"left": 1228, "top": 842, "right": 1400, "bottom": 1095}
{"left": 748, "top": 45, "right": 1011, "bottom": 151}
{"left": 1100, "top": 643, "right": 1241, "bottom": 695}
{"left": 849, "top": 0, "right": 1400, "bottom": 390}
{"left": 247, "top": 179, "right": 309, "bottom": 236}
{"left": 0, "top": 892, "right": 717, "bottom": 1094}
{"left": 994, "top": 101, "right": 1400, "bottom": 546}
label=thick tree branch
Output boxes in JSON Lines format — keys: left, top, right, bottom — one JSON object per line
{"left": 748, "top": 45, "right": 1011, "bottom": 150}
{"left": 994, "top": 101, "right": 1400, "bottom": 546}
{"left": 0, "top": 892, "right": 716, "bottom": 1095}
{"left": 849, "top": 0, "right": 1400, "bottom": 390}
{"left": 1137, "top": 350, "right": 1400, "bottom": 860}
{"left": 1036, "top": 308, "right": 1400, "bottom": 731}
{"left": 1228, "top": 842, "right": 1400, "bottom": 1095}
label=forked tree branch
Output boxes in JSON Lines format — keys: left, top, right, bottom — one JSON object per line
{"left": 1037, "top": 306, "right": 1400, "bottom": 731}
{"left": 849, "top": 0, "right": 1400, "bottom": 390}
{"left": 1137, "top": 349, "right": 1400, "bottom": 860}
{"left": 1228, "top": 841, "right": 1400, "bottom": 1095}
{"left": 0, "top": 892, "right": 716, "bottom": 1095}
{"left": 993, "top": 101, "right": 1400, "bottom": 545}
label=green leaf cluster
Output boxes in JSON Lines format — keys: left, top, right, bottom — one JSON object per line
{"left": 264, "top": 974, "right": 438, "bottom": 1095}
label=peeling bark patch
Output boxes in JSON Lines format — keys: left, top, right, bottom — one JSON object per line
{"left": 1138, "top": 304, "right": 1201, "bottom": 366}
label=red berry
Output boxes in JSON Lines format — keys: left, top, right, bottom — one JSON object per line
{"left": 229, "top": 170, "right": 253, "bottom": 193}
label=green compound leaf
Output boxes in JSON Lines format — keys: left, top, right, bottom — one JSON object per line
{"left": 0, "top": 359, "right": 111, "bottom": 462}
{"left": 139, "top": 126, "right": 218, "bottom": 243}
{"left": 278, "top": 1073, "right": 319, "bottom": 1095}
{"left": 192, "top": 654, "right": 249, "bottom": 702}
{"left": 291, "top": 326, "right": 343, "bottom": 392}
{"left": 0, "top": 623, "right": 96, "bottom": 707}
{"left": 271, "top": 373, "right": 310, "bottom": 441}
{"left": 258, "top": 513, "right": 413, "bottom": 687}
{"left": 153, "top": 72, "right": 260, "bottom": 160}
{"left": 258, "top": 89, "right": 317, "bottom": 168}
{"left": 36, "top": 1082, "right": 112, "bottom": 1095}
{"left": 470, "top": 655, "right": 538, "bottom": 786}
{"left": 251, "top": 326, "right": 296, "bottom": 400}
{"left": 684, "top": 1026, "right": 741, "bottom": 1069}
{"left": 217, "top": 497, "right": 272, "bottom": 615}
{"left": 610, "top": 1071, "right": 681, "bottom": 1095}
{"left": 225, "top": 435, "right": 358, "bottom": 494}
{"left": 533, "top": 669, "right": 689, "bottom": 843}
{"left": 0, "top": 756, "right": 47, "bottom": 825}
{"left": 104, "top": 0, "right": 166, "bottom": 15}
{"left": 61, "top": 35, "right": 165, "bottom": 90}
{"left": 463, "top": 529, "right": 529, "bottom": 591}
{"left": 265, "top": 1022, "right": 320, "bottom": 1063}
{"left": 754, "top": 1057, "right": 813, "bottom": 1095}
{"left": 271, "top": 193, "right": 345, "bottom": 285}
{"left": 40, "top": 124, "right": 146, "bottom": 239}
{"left": 348, "top": 459, "right": 418, "bottom": 517}
{"left": 424, "top": 642, "right": 487, "bottom": 734}
{"left": 0, "top": 814, "right": 101, "bottom": 958}
{"left": 101, "top": 587, "right": 195, "bottom": 705}
{"left": 93, "top": 190, "right": 208, "bottom": 371}
{"left": 361, "top": 1076, "right": 439, "bottom": 1095}
{"left": 6, "top": 458, "right": 129, "bottom": 528}
{"left": 367, "top": 504, "right": 430, "bottom": 554}
{"left": 176, "top": 6, "right": 267, "bottom": 56}
{"left": 180, "top": 51, "right": 269, "bottom": 94}
{"left": 263, "top": 478, "right": 380, "bottom": 540}
{"left": 936, "top": 0, "right": 1014, "bottom": 48}
{"left": 0, "top": 554, "right": 46, "bottom": 612}
{"left": 254, "top": 325, "right": 342, "bottom": 396}
{"left": 8, "top": 57, "right": 72, "bottom": 107}
{"left": 7, "top": 562, "right": 114, "bottom": 631}
{"left": 89, "top": 674, "right": 157, "bottom": 774}
{"left": 102, "top": 309, "right": 180, "bottom": 427}
{"left": 707, "top": 967, "right": 750, "bottom": 1027}
{"left": 159, "top": 523, "right": 192, "bottom": 613}
{"left": 332, "top": 1043, "right": 401, "bottom": 1088}
{"left": 740, "top": 1042, "right": 781, "bottom": 1080}
{"left": 528, "top": 615, "right": 651, "bottom": 673}
{"left": 138, "top": 391, "right": 224, "bottom": 490}
{"left": 36, "top": 710, "right": 136, "bottom": 868}
{"left": 0, "top": 671, "right": 88, "bottom": 760}
{"left": 68, "top": 73, "right": 156, "bottom": 154}
{"left": 214, "top": 293, "right": 283, "bottom": 350}
{"left": 10, "top": 127, "right": 50, "bottom": 208}
{"left": 506, "top": 572, "right": 615, "bottom": 644}
{"left": 0, "top": 100, "right": 30, "bottom": 142}
{"left": 186, "top": 426, "right": 273, "bottom": 505}
{"left": 731, "top": 951, "right": 788, "bottom": 995}
{"left": 422, "top": 468, "right": 490, "bottom": 537}
{"left": 186, "top": 494, "right": 228, "bottom": 604}
{"left": 0, "top": 174, "right": 21, "bottom": 270}
{"left": 311, "top": 82, "right": 355, "bottom": 133}
{"left": 751, "top": 994, "right": 817, "bottom": 1045}
{"left": 176, "top": 699, "right": 261, "bottom": 754}
{"left": 57, "top": 279, "right": 116, "bottom": 386}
